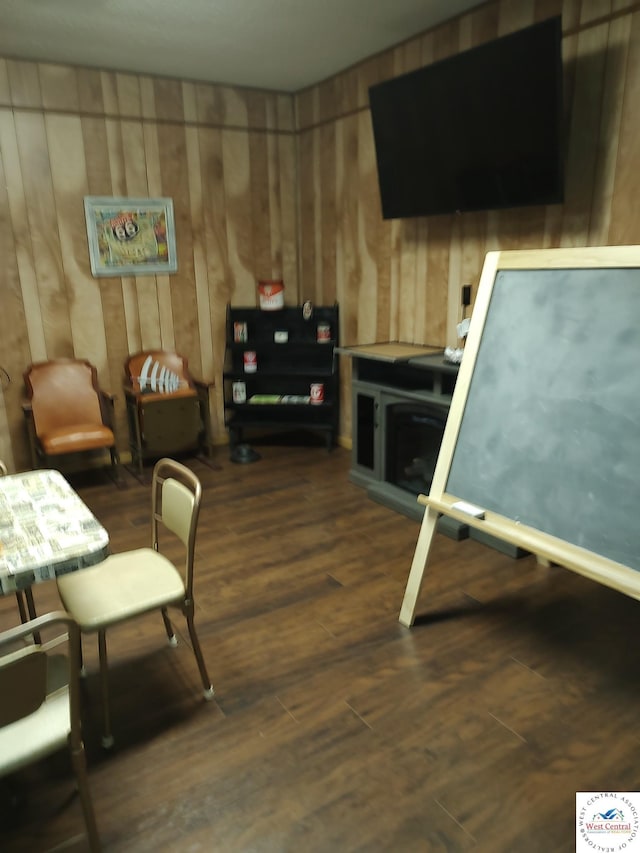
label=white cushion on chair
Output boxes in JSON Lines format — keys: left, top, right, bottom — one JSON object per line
{"left": 0, "top": 652, "right": 70, "bottom": 777}
{"left": 57, "top": 548, "right": 185, "bottom": 631}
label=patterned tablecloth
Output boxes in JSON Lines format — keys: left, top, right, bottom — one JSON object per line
{"left": 0, "top": 469, "right": 109, "bottom": 595}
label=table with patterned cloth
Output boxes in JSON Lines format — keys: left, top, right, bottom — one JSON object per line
{"left": 0, "top": 469, "right": 109, "bottom": 596}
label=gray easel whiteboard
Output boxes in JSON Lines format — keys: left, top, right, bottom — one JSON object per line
{"left": 400, "top": 246, "right": 640, "bottom": 627}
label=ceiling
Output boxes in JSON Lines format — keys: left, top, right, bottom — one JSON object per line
{"left": 0, "top": 0, "right": 483, "bottom": 93}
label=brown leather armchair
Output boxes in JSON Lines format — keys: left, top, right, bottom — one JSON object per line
{"left": 22, "top": 358, "right": 121, "bottom": 480}
{"left": 123, "top": 350, "right": 213, "bottom": 475}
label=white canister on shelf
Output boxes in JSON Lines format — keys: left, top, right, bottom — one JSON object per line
{"left": 232, "top": 381, "right": 247, "bottom": 403}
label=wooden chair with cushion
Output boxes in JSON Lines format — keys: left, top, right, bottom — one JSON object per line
{"left": 57, "top": 457, "right": 214, "bottom": 748}
{"left": 22, "top": 358, "right": 121, "bottom": 482}
{"left": 0, "top": 611, "right": 101, "bottom": 851}
{"left": 123, "top": 350, "right": 213, "bottom": 476}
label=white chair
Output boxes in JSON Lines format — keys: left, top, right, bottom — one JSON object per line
{"left": 0, "top": 611, "right": 101, "bottom": 852}
{"left": 57, "top": 457, "right": 214, "bottom": 748}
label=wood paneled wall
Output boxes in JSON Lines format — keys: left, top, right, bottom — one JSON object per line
{"left": 1, "top": 0, "right": 639, "bottom": 468}
{"left": 295, "top": 0, "right": 640, "bottom": 436}
{"left": 0, "top": 64, "right": 297, "bottom": 469}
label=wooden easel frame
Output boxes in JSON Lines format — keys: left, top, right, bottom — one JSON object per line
{"left": 400, "top": 245, "right": 640, "bottom": 627}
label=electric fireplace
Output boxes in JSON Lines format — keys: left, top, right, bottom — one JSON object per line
{"left": 385, "top": 401, "right": 447, "bottom": 496}
{"left": 345, "top": 346, "right": 460, "bottom": 525}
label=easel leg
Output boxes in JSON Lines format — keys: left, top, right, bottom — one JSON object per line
{"left": 399, "top": 506, "right": 439, "bottom": 627}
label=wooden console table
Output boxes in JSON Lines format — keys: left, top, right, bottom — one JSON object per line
{"left": 338, "top": 342, "right": 461, "bottom": 528}
{"left": 338, "top": 342, "right": 444, "bottom": 362}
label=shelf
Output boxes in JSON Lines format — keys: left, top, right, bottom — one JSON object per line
{"left": 352, "top": 379, "right": 453, "bottom": 408}
{"left": 347, "top": 353, "right": 457, "bottom": 399}
{"left": 227, "top": 400, "right": 334, "bottom": 412}
{"left": 227, "top": 341, "right": 336, "bottom": 350}
{"left": 224, "top": 368, "right": 334, "bottom": 379}
{"left": 224, "top": 303, "right": 339, "bottom": 449}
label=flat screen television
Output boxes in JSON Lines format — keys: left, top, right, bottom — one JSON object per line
{"left": 368, "top": 16, "right": 564, "bottom": 219}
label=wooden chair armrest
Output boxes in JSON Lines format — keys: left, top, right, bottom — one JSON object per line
{"left": 192, "top": 377, "right": 215, "bottom": 392}
{"left": 21, "top": 400, "right": 40, "bottom": 468}
{"left": 191, "top": 379, "right": 214, "bottom": 455}
{"left": 98, "top": 389, "right": 117, "bottom": 429}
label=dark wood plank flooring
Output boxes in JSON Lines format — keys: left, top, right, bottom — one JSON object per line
{"left": 2, "top": 439, "right": 639, "bottom": 852}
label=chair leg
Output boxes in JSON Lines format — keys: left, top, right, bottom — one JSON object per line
{"left": 78, "top": 633, "right": 87, "bottom": 678}
{"left": 24, "top": 587, "right": 38, "bottom": 621}
{"left": 15, "top": 590, "right": 27, "bottom": 623}
{"left": 97, "top": 630, "right": 114, "bottom": 749}
{"left": 109, "top": 447, "right": 125, "bottom": 488}
{"left": 184, "top": 610, "right": 214, "bottom": 700}
{"left": 69, "top": 736, "right": 102, "bottom": 852}
{"left": 16, "top": 588, "right": 41, "bottom": 643}
{"left": 161, "top": 608, "right": 178, "bottom": 647}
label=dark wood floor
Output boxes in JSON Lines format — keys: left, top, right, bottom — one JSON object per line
{"left": 2, "top": 438, "right": 639, "bottom": 852}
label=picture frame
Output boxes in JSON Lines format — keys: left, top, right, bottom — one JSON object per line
{"left": 83, "top": 196, "right": 178, "bottom": 277}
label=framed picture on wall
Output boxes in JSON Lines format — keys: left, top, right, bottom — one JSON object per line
{"left": 84, "top": 196, "right": 178, "bottom": 277}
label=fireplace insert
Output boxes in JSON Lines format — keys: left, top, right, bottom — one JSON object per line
{"left": 385, "top": 402, "right": 448, "bottom": 495}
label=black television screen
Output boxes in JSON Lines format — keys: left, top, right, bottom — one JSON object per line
{"left": 368, "top": 16, "right": 564, "bottom": 219}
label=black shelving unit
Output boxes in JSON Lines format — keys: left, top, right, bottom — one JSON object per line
{"left": 223, "top": 304, "right": 339, "bottom": 450}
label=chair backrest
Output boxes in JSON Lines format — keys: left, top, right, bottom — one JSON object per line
{"left": 151, "top": 458, "right": 202, "bottom": 595}
{"left": 0, "top": 611, "right": 82, "bottom": 770}
{"left": 0, "top": 645, "right": 48, "bottom": 727}
{"left": 125, "top": 351, "right": 194, "bottom": 396}
{"left": 0, "top": 611, "right": 100, "bottom": 850}
{"left": 24, "top": 359, "right": 105, "bottom": 436}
